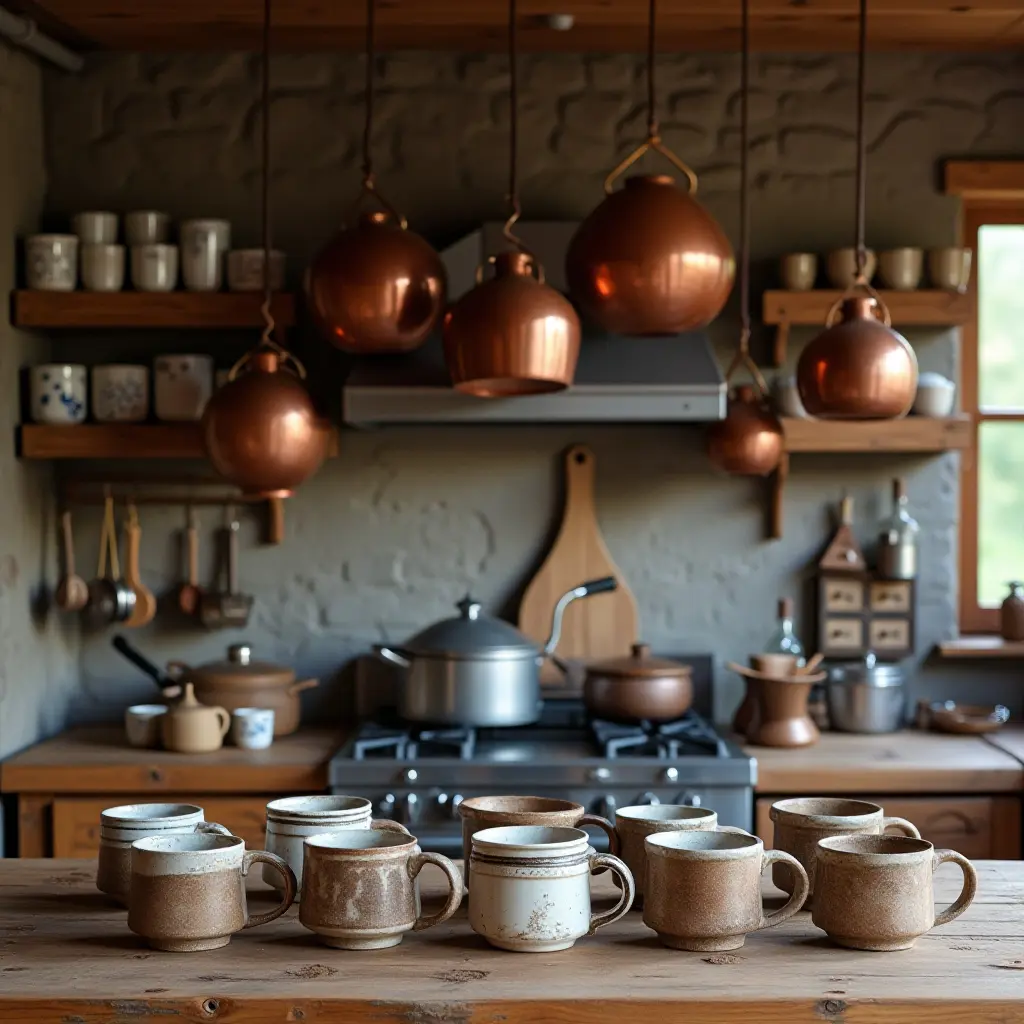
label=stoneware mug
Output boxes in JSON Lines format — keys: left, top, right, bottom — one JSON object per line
{"left": 231, "top": 707, "right": 275, "bottom": 750}
{"left": 97, "top": 802, "right": 230, "bottom": 904}
{"left": 92, "top": 364, "right": 148, "bottom": 422}
{"left": 154, "top": 354, "right": 214, "bottom": 421}
{"left": 124, "top": 704, "right": 167, "bottom": 748}
{"left": 81, "top": 243, "right": 126, "bottom": 292}
{"left": 26, "top": 233, "right": 78, "bottom": 290}
{"left": 770, "top": 797, "right": 920, "bottom": 896}
{"left": 812, "top": 834, "right": 977, "bottom": 951}
{"left": 264, "top": 795, "right": 408, "bottom": 896}
{"left": 928, "top": 246, "right": 972, "bottom": 292}
{"left": 643, "top": 829, "right": 809, "bottom": 952}
{"left": 300, "top": 829, "right": 462, "bottom": 949}
{"left": 878, "top": 247, "right": 924, "bottom": 291}
{"left": 459, "top": 795, "right": 618, "bottom": 891}
{"left": 468, "top": 825, "right": 635, "bottom": 953}
{"left": 30, "top": 364, "right": 87, "bottom": 424}
{"left": 131, "top": 243, "right": 179, "bottom": 292}
{"left": 181, "top": 220, "right": 226, "bottom": 291}
{"left": 73, "top": 210, "right": 118, "bottom": 244}
{"left": 826, "top": 246, "right": 877, "bottom": 288}
{"left": 227, "top": 248, "right": 286, "bottom": 292}
{"left": 128, "top": 832, "right": 296, "bottom": 952}
{"left": 125, "top": 210, "right": 170, "bottom": 246}
{"left": 779, "top": 252, "right": 817, "bottom": 291}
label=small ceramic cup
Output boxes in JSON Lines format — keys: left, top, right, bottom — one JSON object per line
{"left": 92, "top": 364, "right": 149, "bottom": 422}
{"left": 227, "top": 248, "right": 286, "bottom": 292}
{"left": 231, "top": 707, "right": 275, "bottom": 750}
{"left": 131, "top": 243, "right": 179, "bottom": 292}
{"left": 181, "top": 220, "right": 228, "bottom": 292}
{"left": 26, "top": 234, "right": 78, "bottom": 291}
{"left": 73, "top": 211, "right": 118, "bottom": 245}
{"left": 124, "top": 704, "right": 167, "bottom": 749}
{"left": 878, "top": 247, "right": 924, "bottom": 291}
{"left": 913, "top": 371, "right": 956, "bottom": 417}
{"left": 181, "top": 218, "right": 231, "bottom": 265}
{"left": 81, "top": 243, "right": 126, "bottom": 292}
{"left": 154, "top": 354, "right": 214, "bottom": 421}
{"left": 826, "top": 247, "right": 877, "bottom": 288}
{"left": 129, "top": 832, "right": 296, "bottom": 952}
{"left": 769, "top": 797, "right": 920, "bottom": 896}
{"left": 779, "top": 252, "right": 817, "bottom": 291}
{"left": 300, "top": 829, "right": 462, "bottom": 949}
{"left": 468, "top": 825, "right": 634, "bottom": 953}
{"left": 30, "top": 364, "right": 87, "bottom": 424}
{"left": 643, "top": 829, "right": 809, "bottom": 952}
{"left": 97, "top": 802, "right": 230, "bottom": 905}
{"left": 812, "top": 834, "right": 977, "bottom": 951}
{"left": 125, "top": 211, "right": 170, "bottom": 246}
{"left": 928, "top": 247, "right": 972, "bottom": 292}
{"left": 264, "top": 795, "right": 408, "bottom": 896}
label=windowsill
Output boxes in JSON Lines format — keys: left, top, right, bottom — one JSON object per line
{"left": 938, "top": 636, "right": 1024, "bottom": 658}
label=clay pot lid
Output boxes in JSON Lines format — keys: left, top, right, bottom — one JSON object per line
{"left": 588, "top": 643, "right": 692, "bottom": 679}
{"left": 184, "top": 644, "right": 295, "bottom": 687}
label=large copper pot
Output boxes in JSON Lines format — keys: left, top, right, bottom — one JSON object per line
{"left": 307, "top": 210, "right": 446, "bottom": 353}
{"left": 706, "top": 385, "right": 784, "bottom": 476}
{"left": 566, "top": 174, "right": 735, "bottom": 336}
{"left": 202, "top": 349, "right": 330, "bottom": 498}
{"left": 443, "top": 251, "right": 581, "bottom": 397}
{"left": 797, "top": 296, "right": 918, "bottom": 419}
{"left": 578, "top": 644, "right": 693, "bottom": 723}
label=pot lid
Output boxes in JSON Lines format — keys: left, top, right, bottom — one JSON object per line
{"left": 400, "top": 596, "right": 538, "bottom": 661}
{"left": 183, "top": 644, "right": 295, "bottom": 686}
{"left": 588, "top": 643, "right": 692, "bottom": 679}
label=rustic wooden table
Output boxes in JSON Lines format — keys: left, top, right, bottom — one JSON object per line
{"left": 1, "top": 859, "right": 1021, "bottom": 1023}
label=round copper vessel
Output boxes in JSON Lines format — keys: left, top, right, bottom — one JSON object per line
{"left": 443, "top": 251, "right": 581, "bottom": 397}
{"left": 796, "top": 296, "right": 918, "bottom": 419}
{"left": 307, "top": 211, "right": 446, "bottom": 353}
{"left": 202, "top": 350, "right": 330, "bottom": 499}
{"left": 706, "top": 385, "right": 784, "bottom": 477}
{"left": 565, "top": 175, "right": 735, "bottom": 336}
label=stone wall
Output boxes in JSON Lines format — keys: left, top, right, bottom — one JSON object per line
{"left": 33, "top": 51, "right": 1024, "bottom": 723}
{"left": 0, "top": 41, "right": 78, "bottom": 767}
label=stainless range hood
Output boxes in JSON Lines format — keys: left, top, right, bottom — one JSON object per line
{"left": 342, "top": 221, "right": 726, "bottom": 426}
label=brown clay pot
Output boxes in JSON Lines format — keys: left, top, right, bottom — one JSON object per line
{"left": 749, "top": 678, "right": 820, "bottom": 748}
{"left": 732, "top": 676, "right": 762, "bottom": 738}
{"left": 706, "top": 385, "right": 784, "bottom": 477}
{"left": 1000, "top": 582, "right": 1024, "bottom": 642}
{"left": 580, "top": 644, "right": 693, "bottom": 723}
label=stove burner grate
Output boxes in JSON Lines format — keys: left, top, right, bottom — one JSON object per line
{"left": 352, "top": 723, "right": 477, "bottom": 761}
{"left": 591, "top": 712, "right": 728, "bottom": 759}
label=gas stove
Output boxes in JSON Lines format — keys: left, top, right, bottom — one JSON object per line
{"left": 329, "top": 654, "right": 755, "bottom": 856}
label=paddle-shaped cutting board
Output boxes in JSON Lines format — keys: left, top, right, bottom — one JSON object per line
{"left": 519, "top": 444, "right": 639, "bottom": 686}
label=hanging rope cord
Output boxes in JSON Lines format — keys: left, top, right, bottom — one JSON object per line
{"left": 258, "top": 0, "right": 283, "bottom": 353}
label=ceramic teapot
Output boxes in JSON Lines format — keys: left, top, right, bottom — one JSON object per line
{"left": 160, "top": 682, "right": 230, "bottom": 754}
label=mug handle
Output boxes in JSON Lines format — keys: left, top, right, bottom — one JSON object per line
{"left": 882, "top": 816, "right": 921, "bottom": 839}
{"left": 371, "top": 818, "right": 411, "bottom": 836}
{"left": 578, "top": 813, "right": 619, "bottom": 855}
{"left": 757, "top": 850, "right": 809, "bottom": 930}
{"left": 409, "top": 852, "right": 463, "bottom": 932}
{"left": 932, "top": 849, "right": 978, "bottom": 927}
{"left": 242, "top": 850, "right": 296, "bottom": 929}
{"left": 196, "top": 821, "right": 232, "bottom": 837}
{"left": 214, "top": 707, "right": 231, "bottom": 739}
{"left": 586, "top": 853, "right": 634, "bottom": 935}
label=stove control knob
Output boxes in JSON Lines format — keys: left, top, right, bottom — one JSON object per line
{"left": 402, "top": 768, "right": 419, "bottom": 783}
{"left": 598, "top": 795, "right": 617, "bottom": 819}
{"left": 450, "top": 794, "right": 465, "bottom": 819}
{"left": 678, "top": 791, "right": 702, "bottom": 808}
{"left": 401, "top": 792, "right": 419, "bottom": 824}
{"left": 662, "top": 767, "right": 679, "bottom": 783}
{"left": 377, "top": 793, "right": 397, "bottom": 816}
{"left": 637, "top": 792, "right": 661, "bottom": 806}
{"left": 589, "top": 767, "right": 611, "bottom": 782}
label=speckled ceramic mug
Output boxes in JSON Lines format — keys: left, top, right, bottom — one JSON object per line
{"left": 299, "top": 829, "right": 462, "bottom": 949}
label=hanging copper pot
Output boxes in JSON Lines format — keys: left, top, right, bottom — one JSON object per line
{"left": 443, "top": 250, "right": 581, "bottom": 397}
{"left": 202, "top": 349, "right": 330, "bottom": 499}
{"left": 307, "top": 208, "right": 446, "bottom": 354}
{"left": 566, "top": 163, "right": 735, "bottom": 336}
{"left": 707, "top": 384, "right": 784, "bottom": 477}
{"left": 796, "top": 294, "right": 918, "bottom": 419}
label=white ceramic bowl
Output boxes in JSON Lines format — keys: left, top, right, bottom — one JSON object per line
{"left": 912, "top": 373, "right": 955, "bottom": 417}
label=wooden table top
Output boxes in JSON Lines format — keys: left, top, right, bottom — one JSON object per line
{"left": 0, "top": 726, "right": 346, "bottom": 794}
{"left": 747, "top": 729, "right": 1024, "bottom": 793}
{"left": 0, "top": 858, "right": 1020, "bottom": 1023}
{"left": 985, "top": 726, "right": 1024, "bottom": 764}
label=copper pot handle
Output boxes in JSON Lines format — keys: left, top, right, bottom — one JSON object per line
{"left": 604, "top": 133, "right": 699, "bottom": 197}
{"left": 286, "top": 678, "right": 319, "bottom": 696}
{"left": 721, "top": 335, "right": 770, "bottom": 401}
{"left": 228, "top": 346, "right": 307, "bottom": 383}
{"left": 825, "top": 276, "right": 893, "bottom": 328}
{"left": 475, "top": 251, "right": 546, "bottom": 286}
{"left": 348, "top": 176, "right": 409, "bottom": 231}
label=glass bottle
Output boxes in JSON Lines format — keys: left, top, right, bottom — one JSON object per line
{"left": 877, "top": 477, "right": 919, "bottom": 580}
{"left": 764, "top": 597, "right": 805, "bottom": 664}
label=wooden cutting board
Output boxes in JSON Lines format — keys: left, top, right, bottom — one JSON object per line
{"left": 519, "top": 444, "right": 639, "bottom": 686}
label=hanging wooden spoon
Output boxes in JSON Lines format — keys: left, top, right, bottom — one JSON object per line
{"left": 55, "top": 510, "right": 89, "bottom": 612}
{"left": 123, "top": 503, "right": 157, "bottom": 628}
{"left": 177, "top": 507, "right": 203, "bottom": 616}
{"left": 799, "top": 653, "right": 825, "bottom": 675}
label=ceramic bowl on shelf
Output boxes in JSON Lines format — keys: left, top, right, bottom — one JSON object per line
{"left": 912, "top": 372, "right": 955, "bottom": 417}
{"left": 30, "top": 364, "right": 87, "bottom": 424}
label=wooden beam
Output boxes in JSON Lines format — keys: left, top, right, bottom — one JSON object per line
{"left": 944, "top": 161, "right": 1024, "bottom": 201}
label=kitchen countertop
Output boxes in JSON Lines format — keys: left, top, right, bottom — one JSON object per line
{"left": 983, "top": 726, "right": 1024, "bottom": 764}
{"left": 746, "top": 730, "right": 1024, "bottom": 793}
{"left": 1, "top": 858, "right": 1020, "bottom": 1024}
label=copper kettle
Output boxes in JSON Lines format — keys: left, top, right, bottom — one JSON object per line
{"left": 706, "top": 384, "right": 784, "bottom": 477}
{"left": 797, "top": 294, "right": 918, "bottom": 419}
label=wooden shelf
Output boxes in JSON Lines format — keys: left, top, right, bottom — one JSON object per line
{"left": 11, "top": 291, "right": 296, "bottom": 329}
{"left": 782, "top": 415, "right": 971, "bottom": 453}
{"left": 762, "top": 290, "right": 972, "bottom": 366}
{"left": 938, "top": 636, "right": 1024, "bottom": 659}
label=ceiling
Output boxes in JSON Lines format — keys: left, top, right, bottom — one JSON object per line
{"left": 12, "top": 0, "right": 1024, "bottom": 53}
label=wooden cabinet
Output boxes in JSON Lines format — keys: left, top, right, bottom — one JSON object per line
{"left": 756, "top": 795, "right": 1021, "bottom": 859}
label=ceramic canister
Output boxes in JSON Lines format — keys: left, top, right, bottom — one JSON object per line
{"left": 92, "top": 365, "right": 149, "bottom": 422}
{"left": 263, "top": 795, "right": 408, "bottom": 896}
{"left": 26, "top": 234, "right": 78, "bottom": 291}
{"left": 227, "top": 249, "right": 286, "bottom": 292}
{"left": 468, "top": 825, "right": 635, "bottom": 953}
{"left": 154, "top": 354, "right": 214, "bottom": 421}
{"left": 97, "top": 802, "right": 230, "bottom": 905}
{"left": 30, "top": 364, "right": 87, "bottom": 424}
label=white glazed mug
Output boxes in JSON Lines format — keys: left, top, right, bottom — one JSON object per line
{"left": 92, "top": 364, "right": 149, "bottom": 422}
{"left": 125, "top": 211, "right": 170, "bottom": 246}
{"left": 26, "top": 234, "right": 78, "bottom": 291}
{"left": 131, "top": 243, "right": 179, "bottom": 292}
{"left": 30, "top": 364, "right": 87, "bottom": 424}
{"left": 468, "top": 825, "right": 635, "bottom": 953}
{"left": 81, "top": 243, "right": 126, "bottom": 292}
{"left": 227, "top": 248, "right": 285, "bottom": 292}
{"left": 124, "top": 704, "right": 167, "bottom": 748}
{"left": 231, "top": 707, "right": 275, "bottom": 750}
{"left": 96, "top": 802, "right": 230, "bottom": 905}
{"left": 181, "top": 222, "right": 227, "bottom": 292}
{"left": 153, "top": 354, "right": 214, "bottom": 421}
{"left": 263, "top": 795, "right": 409, "bottom": 896}
{"left": 73, "top": 211, "right": 118, "bottom": 245}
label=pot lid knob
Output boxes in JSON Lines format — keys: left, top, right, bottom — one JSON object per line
{"left": 631, "top": 643, "right": 651, "bottom": 660}
{"left": 456, "top": 595, "right": 482, "bottom": 621}
{"left": 228, "top": 643, "right": 252, "bottom": 666}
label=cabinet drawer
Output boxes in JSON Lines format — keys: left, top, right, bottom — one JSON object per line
{"left": 52, "top": 796, "right": 274, "bottom": 858}
{"left": 824, "top": 579, "right": 865, "bottom": 612}
{"left": 756, "top": 795, "right": 1020, "bottom": 860}
{"left": 869, "top": 581, "right": 912, "bottom": 612}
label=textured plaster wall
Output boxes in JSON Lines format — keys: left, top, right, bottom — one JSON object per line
{"left": 0, "top": 42, "right": 78, "bottom": 762}
{"left": 35, "top": 51, "right": 1024, "bottom": 724}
